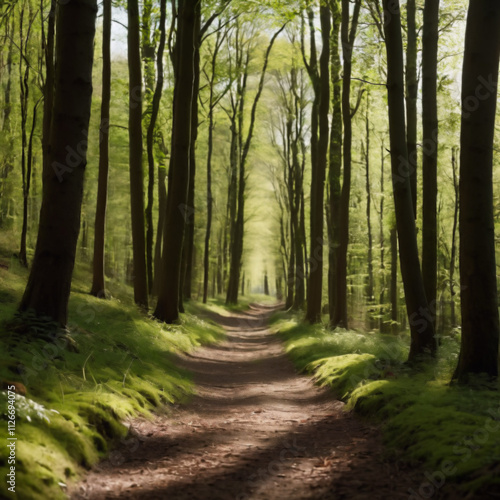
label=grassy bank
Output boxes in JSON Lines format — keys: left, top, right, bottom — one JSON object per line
{"left": 272, "top": 312, "right": 500, "bottom": 498}
{"left": 0, "top": 262, "right": 225, "bottom": 500}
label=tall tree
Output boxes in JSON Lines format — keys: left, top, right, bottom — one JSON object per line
{"left": 304, "top": 2, "right": 330, "bottom": 323}
{"left": 405, "top": 0, "right": 417, "bottom": 217}
{"left": 453, "top": 0, "right": 500, "bottom": 383}
{"left": 154, "top": 0, "right": 196, "bottom": 323}
{"left": 0, "top": 18, "right": 15, "bottom": 228}
{"left": 202, "top": 25, "right": 226, "bottom": 304}
{"left": 327, "top": 0, "right": 342, "bottom": 325}
{"left": 90, "top": 0, "right": 111, "bottom": 298}
{"left": 19, "top": 0, "right": 97, "bottom": 326}
{"left": 143, "top": 0, "right": 156, "bottom": 294}
{"left": 382, "top": 0, "right": 436, "bottom": 361}
{"left": 332, "top": 0, "right": 362, "bottom": 327}
{"left": 147, "top": 0, "right": 167, "bottom": 295}
{"left": 421, "top": 0, "right": 440, "bottom": 326}
{"left": 128, "top": 0, "right": 149, "bottom": 308}
{"left": 180, "top": 1, "right": 201, "bottom": 305}
{"left": 18, "top": 1, "right": 37, "bottom": 267}
{"left": 363, "top": 94, "right": 374, "bottom": 306}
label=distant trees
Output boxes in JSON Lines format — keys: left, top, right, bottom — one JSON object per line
{"left": 269, "top": 51, "right": 308, "bottom": 311}
{"left": 225, "top": 23, "right": 285, "bottom": 305}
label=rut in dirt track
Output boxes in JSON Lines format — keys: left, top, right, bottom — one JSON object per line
{"left": 72, "top": 303, "right": 424, "bottom": 500}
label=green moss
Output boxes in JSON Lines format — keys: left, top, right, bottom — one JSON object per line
{"left": 274, "top": 313, "right": 500, "bottom": 495}
{"left": 0, "top": 265, "right": 225, "bottom": 500}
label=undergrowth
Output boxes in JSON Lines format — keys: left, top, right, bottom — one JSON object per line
{"left": 272, "top": 312, "right": 500, "bottom": 498}
{"left": 0, "top": 261, "right": 225, "bottom": 499}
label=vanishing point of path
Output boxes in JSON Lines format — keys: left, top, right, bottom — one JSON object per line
{"left": 72, "top": 304, "right": 425, "bottom": 500}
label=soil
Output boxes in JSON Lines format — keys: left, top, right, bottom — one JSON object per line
{"left": 70, "top": 304, "right": 434, "bottom": 500}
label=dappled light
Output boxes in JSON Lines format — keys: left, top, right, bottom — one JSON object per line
{"left": 1, "top": 0, "right": 500, "bottom": 498}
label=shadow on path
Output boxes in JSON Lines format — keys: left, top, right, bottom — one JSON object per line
{"left": 71, "top": 304, "right": 431, "bottom": 500}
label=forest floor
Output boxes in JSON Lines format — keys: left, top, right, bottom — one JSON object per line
{"left": 70, "top": 303, "right": 427, "bottom": 500}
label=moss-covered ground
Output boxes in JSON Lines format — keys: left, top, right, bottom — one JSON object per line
{"left": 0, "top": 259, "right": 225, "bottom": 500}
{"left": 272, "top": 311, "right": 500, "bottom": 498}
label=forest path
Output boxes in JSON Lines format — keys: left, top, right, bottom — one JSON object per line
{"left": 72, "top": 304, "right": 423, "bottom": 500}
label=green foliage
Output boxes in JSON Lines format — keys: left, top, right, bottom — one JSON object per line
{"left": 0, "top": 265, "right": 224, "bottom": 499}
{"left": 274, "top": 314, "right": 500, "bottom": 497}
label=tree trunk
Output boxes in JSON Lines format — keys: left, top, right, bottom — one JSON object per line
{"left": 90, "top": 0, "right": 111, "bottom": 298}
{"left": 41, "top": 0, "right": 55, "bottom": 184}
{"left": 152, "top": 162, "right": 167, "bottom": 296}
{"left": 333, "top": 0, "right": 362, "bottom": 328}
{"left": 305, "top": 4, "right": 330, "bottom": 323}
{"left": 382, "top": 0, "right": 436, "bottom": 361}
{"left": 379, "top": 142, "right": 386, "bottom": 332}
{"left": 19, "top": 0, "right": 97, "bottom": 326}
{"left": 147, "top": 0, "right": 167, "bottom": 296}
{"left": 449, "top": 147, "right": 459, "bottom": 329}
{"left": 264, "top": 271, "right": 270, "bottom": 296}
{"left": 421, "top": 0, "right": 440, "bottom": 328}
{"left": 453, "top": 0, "right": 500, "bottom": 383}
{"left": 364, "top": 98, "right": 374, "bottom": 306}
{"left": 202, "top": 29, "right": 224, "bottom": 304}
{"left": 202, "top": 85, "right": 215, "bottom": 303}
{"left": 18, "top": 5, "right": 31, "bottom": 268}
{"left": 143, "top": 0, "right": 156, "bottom": 293}
{"left": 328, "top": 0, "right": 342, "bottom": 325}
{"left": 390, "top": 225, "right": 398, "bottom": 334}
{"left": 181, "top": 2, "right": 201, "bottom": 303}
{"left": 154, "top": 0, "right": 196, "bottom": 323}
{"left": 406, "top": 0, "right": 418, "bottom": 218}
{"left": 128, "top": 0, "right": 149, "bottom": 308}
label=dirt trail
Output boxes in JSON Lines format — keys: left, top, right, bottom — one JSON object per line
{"left": 71, "top": 304, "right": 424, "bottom": 500}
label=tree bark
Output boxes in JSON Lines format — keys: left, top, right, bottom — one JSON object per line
{"left": 19, "top": 0, "right": 97, "bottom": 326}
{"left": 328, "top": 0, "right": 342, "bottom": 325}
{"left": 202, "top": 30, "right": 224, "bottom": 304}
{"left": 421, "top": 0, "right": 440, "bottom": 327}
{"left": 128, "top": 0, "right": 149, "bottom": 308}
{"left": 146, "top": 0, "right": 167, "bottom": 297}
{"left": 406, "top": 0, "right": 418, "bottom": 218}
{"left": 90, "top": 0, "right": 111, "bottom": 298}
{"left": 453, "top": 0, "right": 500, "bottom": 383}
{"left": 449, "top": 146, "right": 459, "bottom": 328}
{"left": 154, "top": 0, "right": 196, "bottom": 323}
{"left": 180, "top": 2, "right": 201, "bottom": 304}
{"left": 382, "top": 0, "right": 436, "bottom": 361}
{"left": 0, "top": 17, "right": 15, "bottom": 228}
{"left": 142, "top": 0, "right": 156, "bottom": 293}
{"left": 390, "top": 224, "right": 398, "bottom": 334}
{"left": 333, "top": 0, "right": 362, "bottom": 327}
{"left": 305, "top": 3, "right": 330, "bottom": 323}
{"left": 364, "top": 97, "right": 374, "bottom": 305}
